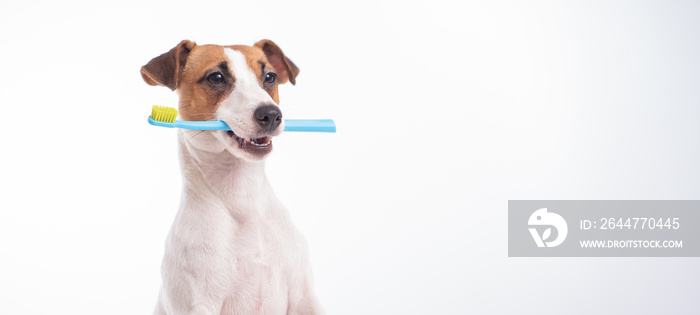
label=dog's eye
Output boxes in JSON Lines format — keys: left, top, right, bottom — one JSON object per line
{"left": 207, "top": 72, "right": 225, "bottom": 84}
{"left": 264, "top": 72, "right": 277, "bottom": 84}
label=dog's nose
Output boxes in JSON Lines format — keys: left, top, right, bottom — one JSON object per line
{"left": 254, "top": 105, "right": 282, "bottom": 131}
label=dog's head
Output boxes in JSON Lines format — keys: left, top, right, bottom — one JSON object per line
{"left": 141, "top": 40, "right": 299, "bottom": 161}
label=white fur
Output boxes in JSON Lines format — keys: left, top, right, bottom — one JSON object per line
{"left": 217, "top": 49, "right": 284, "bottom": 142}
{"left": 154, "top": 48, "right": 323, "bottom": 315}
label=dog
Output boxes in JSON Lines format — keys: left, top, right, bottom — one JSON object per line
{"left": 141, "top": 40, "right": 323, "bottom": 315}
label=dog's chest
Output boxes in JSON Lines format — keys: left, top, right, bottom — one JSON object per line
{"left": 222, "top": 218, "right": 297, "bottom": 314}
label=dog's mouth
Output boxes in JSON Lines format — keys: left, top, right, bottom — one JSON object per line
{"left": 225, "top": 130, "right": 273, "bottom": 155}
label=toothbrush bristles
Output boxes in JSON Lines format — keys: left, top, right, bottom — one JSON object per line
{"left": 152, "top": 105, "right": 178, "bottom": 123}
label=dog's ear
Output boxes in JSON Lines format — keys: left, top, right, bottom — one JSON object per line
{"left": 141, "top": 40, "right": 196, "bottom": 90}
{"left": 254, "top": 39, "right": 300, "bottom": 85}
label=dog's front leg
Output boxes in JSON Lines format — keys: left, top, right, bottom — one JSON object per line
{"left": 159, "top": 249, "right": 232, "bottom": 315}
{"left": 159, "top": 255, "right": 231, "bottom": 315}
{"left": 158, "top": 203, "right": 234, "bottom": 315}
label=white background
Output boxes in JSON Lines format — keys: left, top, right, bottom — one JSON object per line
{"left": 1, "top": 0, "right": 699, "bottom": 314}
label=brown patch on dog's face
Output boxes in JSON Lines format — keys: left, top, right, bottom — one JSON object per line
{"left": 176, "top": 45, "right": 234, "bottom": 122}
{"left": 141, "top": 40, "right": 299, "bottom": 125}
{"left": 176, "top": 45, "right": 283, "bottom": 121}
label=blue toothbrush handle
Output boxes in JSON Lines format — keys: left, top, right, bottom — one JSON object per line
{"left": 283, "top": 119, "right": 336, "bottom": 132}
{"left": 148, "top": 117, "right": 336, "bottom": 133}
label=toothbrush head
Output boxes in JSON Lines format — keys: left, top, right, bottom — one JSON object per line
{"left": 151, "top": 105, "right": 178, "bottom": 123}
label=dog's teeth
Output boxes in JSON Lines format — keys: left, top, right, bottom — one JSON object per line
{"left": 247, "top": 137, "right": 271, "bottom": 146}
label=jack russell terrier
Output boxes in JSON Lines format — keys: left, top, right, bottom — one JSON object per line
{"left": 141, "top": 39, "right": 323, "bottom": 315}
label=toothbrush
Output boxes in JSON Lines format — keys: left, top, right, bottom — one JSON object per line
{"left": 148, "top": 106, "right": 336, "bottom": 133}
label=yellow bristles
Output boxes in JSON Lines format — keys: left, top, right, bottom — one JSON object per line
{"left": 151, "top": 105, "right": 178, "bottom": 123}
